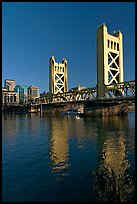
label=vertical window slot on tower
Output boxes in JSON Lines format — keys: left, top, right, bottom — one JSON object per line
{"left": 108, "top": 40, "right": 110, "bottom": 48}
{"left": 114, "top": 42, "right": 116, "bottom": 50}
{"left": 111, "top": 41, "right": 113, "bottom": 49}
{"left": 117, "top": 43, "right": 119, "bottom": 51}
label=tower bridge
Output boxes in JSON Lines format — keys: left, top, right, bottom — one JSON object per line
{"left": 34, "top": 24, "right": 135, "bottom": 116}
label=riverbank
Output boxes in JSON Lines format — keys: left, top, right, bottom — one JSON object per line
{"left": 2, "top": 103, "right": 135, "bottom": 116}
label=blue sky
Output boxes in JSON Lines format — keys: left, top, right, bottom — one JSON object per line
{"left": 2, "top": 2, "right": 135, "bottom": 93}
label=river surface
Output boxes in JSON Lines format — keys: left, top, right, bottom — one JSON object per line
{"left": 2, "top": 112, "right": 135, "bottom": 202}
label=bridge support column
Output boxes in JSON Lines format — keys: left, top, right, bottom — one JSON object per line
{"left": 84, "top": 102, "right": 128, "bottom": 117}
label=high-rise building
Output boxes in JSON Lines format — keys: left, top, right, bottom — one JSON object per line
{"left": 4, "top": 79, "right": 15, "bottom": 91}
{"left": 14, "top": 85, "right": 28, "bottom": 104}
{"left": 28, "top": 85, "right": 40, "bottom": 102}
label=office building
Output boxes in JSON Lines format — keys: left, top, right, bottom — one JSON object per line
{"left": 28, "top": 85, "right": 40, "bottom": 102}
{"left": 14, "top": 85, "right": 28, "bottom": 104}
{"left": 2, "top": 87, "right": 19, "bottom": 105}
{"left": 4, "top": 79, "right": 15, "bottom": 91}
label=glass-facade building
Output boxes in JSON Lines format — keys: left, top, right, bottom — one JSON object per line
{"left": 14, "top": 85, "right": 28, "bottom": 104}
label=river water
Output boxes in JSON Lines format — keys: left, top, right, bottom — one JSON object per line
{"left": 2, "top": 112, "right": 135, "bottom": 202}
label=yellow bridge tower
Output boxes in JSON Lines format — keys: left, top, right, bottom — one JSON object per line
{"left": 97, "top": 23, "right": 124, "bottom": 98}
{"left": 49, "top": 56, "right": 68, "bottom": 100}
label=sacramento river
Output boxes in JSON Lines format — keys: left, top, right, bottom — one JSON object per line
{"left": 2, "top": 112, "right": 135, "bottom": 202}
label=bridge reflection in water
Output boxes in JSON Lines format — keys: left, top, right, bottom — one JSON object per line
{"left": 49, "top": 116, "right": 70, "bottom": 175}
{"left": 2, "top": 112, "right": 135, "bottom": 202}
{"left": 48, "top": 114, "right": 135, "bottom": 202}
{"left": 93, "top": 116, "right": 135, "bottom": 202}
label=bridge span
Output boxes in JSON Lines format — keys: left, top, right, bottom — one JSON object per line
{"left": 32, "top": 80, "right": 135, "bottom": 116}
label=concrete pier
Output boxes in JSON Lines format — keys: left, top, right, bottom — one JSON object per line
{"left": 84, "top": 102, "right": 128, "bottom": 117}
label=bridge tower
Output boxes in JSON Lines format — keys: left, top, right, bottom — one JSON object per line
{"left": 97, "top": 23, "right": 124, "bottom": 98}
{"left": 49, "top": 56, "right": 68, "bottom": 100}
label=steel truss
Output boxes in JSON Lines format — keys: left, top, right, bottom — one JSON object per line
{"left": 107, "top": 51, "right": 120, "bottom": 85}
{"left": 54, "top": 72, "right": 65, "bottom": 94}
{"left": 37, "top": 80, "right": 135, "bottom": 104}
{"left": 105, "top": 80, "right": 135, "bottom": 97}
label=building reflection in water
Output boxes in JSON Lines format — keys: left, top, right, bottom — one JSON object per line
{"left": 49, "top": 116, "right": 69, "bottom": 176}
{"left": 93, "top": 116, "right": 135, "bottom": 202}
{"left": 2, "top": 113, "right": 18, "bottom": 143}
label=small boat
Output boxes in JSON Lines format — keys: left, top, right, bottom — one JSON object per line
{"left": 62, "top": 108, "right": 80, "bottom": 116}
{"left": 76, "top": 115, "right": 80, "bottom": 119}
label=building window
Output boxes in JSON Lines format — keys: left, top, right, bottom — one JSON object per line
{"left": 10, "top": 95, "right": 13, "bottom": 103}
{"left": 4, "top": 95, "right": 7, "bottom": 103}
{"left": 14, "top": 95, "right": 16, "bottom": 103}
{"left": 7, "top": 95, "right": 10, "bottom": 103}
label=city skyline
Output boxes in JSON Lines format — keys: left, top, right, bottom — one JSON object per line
{"left": 2, "top": 2, "right": 135, "bottom": 93}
